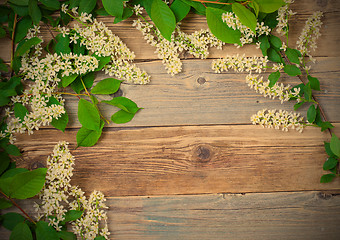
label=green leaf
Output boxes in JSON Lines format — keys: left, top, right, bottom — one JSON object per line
{"left": 94, "top": 55, "right": 111, "bottom": 71}
{"left": 94, "top": 237, "right": 106, "bottom": 240}
{"left": 102, "top": 96, "right": 141, "bottom": 114}
{"left": 14, "top": 16, "right": 32, "bottom": 43}
{"left": 9, "top": 3, "right": 29, "bottom": 17}
{"left": 0, "top": 152, "right": 10, "bottom": 175}
{"left": 76, "top": 120, "right": 104, "bottom": 147}
{"left": 102, "top": 0, "right": 124, "bottom": 18}
{"left": 14, "top": 103, "right": 28, "bottom": 121}
{"left": 72, "top": 41, "right": 86, "bottom": 55}
{"left": 323, "top": 157, "right": 338, "bottom": 171}
{"left": 36, "top": 221, "right": 59, "bottom": 240}
{"left": 304, "top": 82, "right": 312, "bottom": 102}
{"left": 206, "top": 7, "right": 241, "bottom": 45}
{"left": 57, "top": 231, "right": 77, "bottom": 240}
{"left": 51, "top": 112, "right": 68, "bottom": 132}
{"left": 267, "top": 48, "right": 282, "bottom": 63}
{"left": 113, "top": 7, "right": 134, "bottom": 24}
{"left": 39, "top": 0, "right": 60, "bottom": 10}
{"left": 79, "top": 0, "right": 96, "bottom": 13}
{"left": 4, "top": 144, "right": 21, "bottom": 156}
{"left": 96, "top": 7, "right": 109, "bottom": 16}
{"left": 255, "top": 0, "right": 285, "bottom": 13}
{"left": 284, "top": 64, "right": 301, "bottom": 76}
{"left": 324, "top": 142, "right": 336, "bottom": 158}
{"left": 150, "top": 0, "right": 176, "bottom": 41}
{"left": 307, "top": 104, "right": 316, "bottom": 123}
{"left": 0, "top": 168, "right": 28, "bottom": 179}
{"left": 70, "top": 72, "right": 95, "bottom": 94}
{"left": 0, "top": 198, "right": 13, "bottom": 209}
{"left": 91, "top": 78, "right": 122, "bottom": 95}
{"left": 111, "top": 110, "right": 135, "bottom": 124}
{"left": 330, "top": 134, "right": 340, "bottom": 158}
{"left": 320, "top": 121, "right": 334, "bottom": 132}
{"left": 269, "top": 35, "right": 282, "bottom": 49}
{"left": 55, "top": 34, "right": 71, "bottom": 54}
{"left": 258, "top": 35, "right": 270, "bottom": 56}
{"left": 285, "top": 47, "right": 300, "bottom": 64}
{"left": 78, "top": 98, "right": 100, "bottom": 131}
{"left": 61, "top": 210, "right": 83, "bottom": 224}
{"left": 12, "top": 56, "right": 22, "bottom": 74}
{"left": 320, "top": 173, "right": 336, "bottom": 183}
{"left": 9, "top": 0, "right": 29, "bottom": 6}
{"left": 268, "top": 71, "right": 280, "bottom": 87}
{"left": 232, "top": 3, "right": 257, "bottom": 33}
{"left": 170, "top": 0, "right": 191, "bottom": 22}
{"left": 10, "top": 222, "right": 33, "bottom": 240}
{"left": 61, "top": 74, "right": 78, "bottom": 88}
{"left": 307, "top": 75, "right": 320, "bottom": 91}
{"left": 69, "top": 0, "right": 80, "bottom": 9}
{"left": 0, "top": 62, "right": 8, "bottom": 72}
{"left": 1, "top": 168, "right": 47, "bottom": 199}
{"left": 15, "top": 37, "right": 42, "bottom": 57}
{"left": 0, "top": 26, "right": 6, "bottom": 38}
{"left": 180, "top": 0, "right": 205, "bottom": 15}
{"left": 1, "top": 212, "right": 25, "bottom": 231}
{"left": 28, "top": 0, "right": 41, "bottom": 25}
{"left": 248, "top": 1, "right": 260, "bottom": 17}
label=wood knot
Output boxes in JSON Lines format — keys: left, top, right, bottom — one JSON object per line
{"left": 193, "top": 145, "right": 212, "bottom": 163}
{"left": 197, "top": 77, "right": 206, "bottom": 85}
{"left": 317, "top": 192, "right": 333, "bottom": 200}
{"left": 30, "top": 161, "right": 46, "bottom": 170}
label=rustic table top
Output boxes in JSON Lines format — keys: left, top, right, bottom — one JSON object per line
{"left": 1, "top": 0, "right": 340, "bottom": 239}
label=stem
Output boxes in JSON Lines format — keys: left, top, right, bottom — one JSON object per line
{"left": 0, "top": 190, "right": 36, "bottom": 224}
{"left": 10, "top": 13, "right": 18, "bottom": 76}
{"left": 281, "top": 52, "right": 333, "bottom": 136}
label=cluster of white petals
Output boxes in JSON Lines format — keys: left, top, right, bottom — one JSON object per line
{"left": 246, "top": 74, "right": 301, "bottom": 104}
{"left": 35, "top": 142, "right": 110, "bottom": 239}
{"left": 222, "top": 12, "right": 271, "bottom": 47}
{"left": 133, "top": 16, "right": 223, "bottom": 75}
{"left": 276, "top": 0, "right": 297, "bottom": 36}
{"left": 212, "top": 54, "right": 268, "bottom": 74}
{"left": 251, "top": 109, "right": 305, "bottom": 132}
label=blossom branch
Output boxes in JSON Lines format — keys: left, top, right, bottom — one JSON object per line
{"left": 10, "top": 13, "right": 17, "bottom": 76}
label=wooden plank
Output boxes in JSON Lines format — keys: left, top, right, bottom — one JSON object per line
{"left": 0, "top": 0, "right": 339, "bottom": 62}
{"left": 1, "top": 191, "right": 340, "bottom": 239}
{"left": 14, "top": 124, "right": 340, "bottom": 196}
{"left": 59, "top": 57, "right": 340, "bottom": 127}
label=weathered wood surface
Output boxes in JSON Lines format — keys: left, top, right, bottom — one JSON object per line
{"left": 0, "top": 0, "right": 339, "bottom": 61}
{"left": 1, "top": 191, "right": 340, "bottom": 239}
{"left": 61, "top": 56, "right": 340, "bottom": 127}
{"left": 13, "top": 124, "right": 340, "bottom": 196}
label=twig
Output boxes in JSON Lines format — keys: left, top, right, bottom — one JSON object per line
{"left": 0, "top": 190, "right": 36, "bottom": 224}
{"left": 282, "top": 53, "right": 333, "bottom": 137}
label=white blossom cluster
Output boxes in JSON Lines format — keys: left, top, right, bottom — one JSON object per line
{"left": 221, "top": 12, "right": 271, "bottom": 46}
{"left": 175, "top": 26, "right": 224, "bottom": 59}
{"left": 61, "top": 7, "right": 150, "bottom": 84}
{"left": 132, "top": 8, "right": 224, "bottom": 75}
{"left": 246, "top": 74, "right": 301, "bottom": 104}
{"left": 250, "top": 109, "right": 305, "bottom": 132}
{"left": 211, "top": 54, "right": 269, "bottom": 74}
{"left": 35, "top": 142, "right": 110, "bottom": 240}
{"left": 276, "top": 0, "right": 297, "bottom": 36}
{"left": 296, "top": 11, "right": 323, "bottom": 61}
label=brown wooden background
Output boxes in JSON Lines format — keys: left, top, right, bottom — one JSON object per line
{"left": 1, "top": 0, "right": 340, "bottom": 239}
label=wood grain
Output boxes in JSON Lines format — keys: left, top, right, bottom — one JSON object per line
{"left": 13, "top": 124, "right": 340, "bottom": 197}
{"left": 59, "top": 57, "right": 340, "bottom": 127}
{"left": 0, "top": 0, "right": 339, "bottom": 62}
{"left": 1, "top": 191, "right": 340, "bottom": 239}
